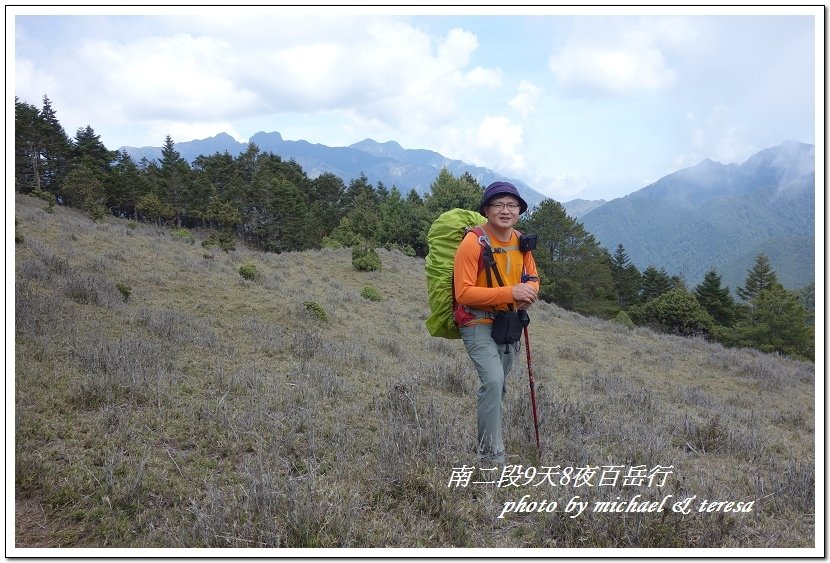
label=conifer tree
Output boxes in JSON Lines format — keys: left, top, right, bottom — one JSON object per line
{"left": 341, "top": 173, "right": 376, "bottom": 212}
{"left": 137, "top": 158, "right": 163, "bottom": 203}
{"left": 735, "top": 284, "right": 814, "bottom": 359}
{"left": 236, "top": 143, "right": 261, "bottom": 187}
{"left": 110, "top": 151, "right": 144, "bottom": 219}
{"left": 73, "top": 125, "right": 115, "bottom": 172}
{"left": 460, "top": 171, "right": 482, "bottom": 188}
{"left": 38, "top": 95, "right": 73, "bottom": 193}
{"left": 193, "top": 151, "right": 238, "bottom": 202}
{"left": 62, "top": 159, "right": 107, "bottom": 217}
{"left": 14, "top": 95, "right": 72, "bottom": 195}
{"left": 736, "top": 254, "right": 782, "bottom": 302}
{"left": 204, "top": 195, "right": 242, "bottom": 232}
{"left": 797, "top": 283, "right": 815, "bottom": 325}
{"left": 406, "top": 188, "right": 424, "bottom": 206}
{"left": 378, "top": 186, "right": 428, "bottom": 254}
{"left": 159, "top": 135, "right": 192, "bottom": 227}
{"left": 57, "top": 127, "right": 110, "bottom": 216}
{"left": 375, "top": 180, "right": 390, "bottom": 203}
{"left": 267, "top": 175, "right": 312, "bottom": 252}
{"left": 641, "top": 266, "right": 674, "bottom": 302}
{"left": 136, "top": 192, "right": 174, "bottom": 226}
{"left": 694, "top": 269, "right": 736, "bottom": 326}
{"left": 328, "top": 188, "right": 380, "bottom": 247}
{"left": 610, "top": 244, "right": 641, "bottom": 308}
{"left": 308, "top": 172, "right": 346, "bottom": 241}
{"left": 521, "top": 199, "right": 616, "bottom": 315}
{"left": 424, "top": 168, "right": 483, "bottom": 216}
{"left": 14, "top": 98, "right": 43, "bottom": 193}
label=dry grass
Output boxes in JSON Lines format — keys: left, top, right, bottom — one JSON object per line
{"left": 13, "top": 193, "right": 817, "bottom": 551}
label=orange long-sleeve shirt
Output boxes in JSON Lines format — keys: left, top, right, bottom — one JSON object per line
{"left": 453, "top": 225, "right": 540, "bottom": 318}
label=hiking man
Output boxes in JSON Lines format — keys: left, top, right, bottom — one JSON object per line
{"left": 453, "top": 181, "right": 540, "bottom": 466}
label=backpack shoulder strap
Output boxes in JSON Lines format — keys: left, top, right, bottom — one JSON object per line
{"left": 465, "top": 226, "right": 498, "bottom": 288}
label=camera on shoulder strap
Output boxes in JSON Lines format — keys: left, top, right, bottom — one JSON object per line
{"left": 519, "top": 233, "right": 537, "bottom": 252}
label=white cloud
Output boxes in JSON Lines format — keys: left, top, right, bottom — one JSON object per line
{"left": 437, "top": 27, "right": 477, "bottom": 67}
{"left": 471, "top": 115, "right": 526, "bottom": 173}
{"left": 676, "top": 105, "right": 755, "bottom": 169}
{"left": 529, "top": 171, "right": 589, "bottom": 202}
{"left": 429, "top": 115, "right": 527, "bottom": 179}
{"left": 88, "top": 34, "right": 264, "bottom": 120}
{"left": 15, "top": 17, "right": 502, "bottom": 147}
{"left": 465, "top": 66, "right": 502, "bottom": 88}
{"left": 509, "top": 80, "right": 541, "bottom": 119}
{"left": 548, "top": 17, "right": 700, "bottom": 96}
{"left": 550, "top": 43, "right": 674, "bottom": 95}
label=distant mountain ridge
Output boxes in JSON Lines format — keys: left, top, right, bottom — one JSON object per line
{"left": 120, "top": 132, "right": 548, "bottom": 209}
{"left": 579, "top": 140, "right": 815, "bottom": 293}
{"left": 563, "top": 198, "right": 607, "bottom": 218}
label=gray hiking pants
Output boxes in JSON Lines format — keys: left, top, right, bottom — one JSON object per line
{"left": 460, "top": 322, "right": 517, "bottom": 466}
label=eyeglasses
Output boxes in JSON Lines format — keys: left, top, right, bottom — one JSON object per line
{"left": 488, "top": 202, "right": 521, "bottom": 211}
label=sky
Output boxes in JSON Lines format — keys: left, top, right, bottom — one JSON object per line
{"left": 9, "top": 5, "right": 821, "bottom": 202}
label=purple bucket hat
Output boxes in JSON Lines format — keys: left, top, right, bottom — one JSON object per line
{"left": 478, "top": 181, "right": 529, "bottom": 215}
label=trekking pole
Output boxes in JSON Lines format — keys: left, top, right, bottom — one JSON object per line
{"left": 523, "top": 325, "right": 542, "bottom": 463}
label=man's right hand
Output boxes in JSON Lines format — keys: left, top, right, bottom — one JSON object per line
{"left": 512, "top": 283, "right": 538, "bottom": 307}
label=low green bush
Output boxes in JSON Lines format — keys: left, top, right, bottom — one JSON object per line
{"left": 239, "top": 263, "right": 258, "bottom": 281}
{"left": 202, "top": 232, "right": 236, "bottom": 252}
{"left": 303, "top": 300, "right": 328, "bottom": 323}
{"left": 361, "top": 286, "right": 382, "bottom": 302}
{"left": 352, "top": 247, "right": 382, "bottom": 272}
{"left": 612, "top": 310, "right": 634, "bottom": 329}
{"left": 384, "top": 243, "right": 416, "bottom": 257}
{"left": 172, "top": 228, "right": 195, "bottom": 245}
{"left": 116, "top": 282, "right": 132, "bottom": 303}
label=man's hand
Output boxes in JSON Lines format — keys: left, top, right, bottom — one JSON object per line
{"left": 512, "top": 282, "right": 538, "bottom": 309}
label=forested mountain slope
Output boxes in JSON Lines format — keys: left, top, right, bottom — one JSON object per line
{"left": 580, "top": 141, "right": 814, "bottom": 292}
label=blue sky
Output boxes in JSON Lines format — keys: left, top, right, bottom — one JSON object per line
{"left": 10, "top": 6, "right": 820, "bottom": 201}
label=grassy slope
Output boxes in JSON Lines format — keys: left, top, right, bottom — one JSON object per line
{"left": 14, "top": 193, "right": 816, "bottom": 549}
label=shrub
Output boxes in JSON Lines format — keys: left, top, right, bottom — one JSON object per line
{"left": 172, "top": 229, "right": 195, "bottom": 245}
{"left": 385, "top": 243, "right": 416, "bottom": 257}
{"left": 321, "top": 236, "right": 343, "bottom": 250}
{"left": 15, "top": 233, "right": 24, "bottom": 244}
{"left": 127, "top": 222, "right": 137, "bottom": 230}
{"left": 239, "top": 263, "right": 259, "bottom": 281}
{"left": 87, "top": 201, "right": 107, "bottom": 221}
{"left": 361, "top": 286, "right": 382, "bottom": 302}
{"left": 612, "top": 310, "right": 634, "bottom": 329}
{"left": 640, "top": 288, "right": 714, "bottom": 336}
{"left": 303, "top": 300, "right": 328, "bottom": 323}
{"left": 31, "top": 187, "right": 53, "bottom": 203}
{"left": 352, "top": 247, "right": 382, "bottom": 272}
{"left": 202, "top": 232, "right": 235, "bottom": 252}
{"left": 116, "top": 282, "right": 132, "bottom": 303}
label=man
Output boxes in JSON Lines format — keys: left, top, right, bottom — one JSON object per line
{"left": 453, "top": 181, "right": 540, "bottom": 466}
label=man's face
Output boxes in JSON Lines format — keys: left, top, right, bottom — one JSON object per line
{"left": 484, "top": 195, "right": 521, "bottom": 229}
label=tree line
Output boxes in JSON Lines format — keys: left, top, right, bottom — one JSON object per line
{"left": 15, "top": 95, "right": 814, "bottom": 361}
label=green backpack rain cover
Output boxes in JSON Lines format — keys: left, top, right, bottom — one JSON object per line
{"left": 425, "top": 208, "right": 486, "bottom": 339}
